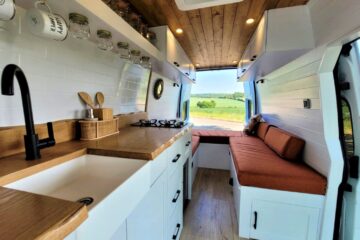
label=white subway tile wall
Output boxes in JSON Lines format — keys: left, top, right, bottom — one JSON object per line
{"left": 0, "top": 7, "right": 150, "bottom": 127}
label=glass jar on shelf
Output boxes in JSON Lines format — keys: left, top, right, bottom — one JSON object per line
{"left": 141, "top": 56, "right": 151, "bottom": 69}
{"left": 97, "top": 30, "right": 113, "bottom": 51}
{"left": 130, "top": 50, "right": 141, "bottom": 64}
{"left": 110, "top": 0, "right": 129, "bottom": 21}
{"left": 68, "top": 13, "right": 90, "bottom": 40}
{"left": 117, "top": 42, "right": 130, "bottom": 60}
{"left": 146, "top": 30, "right": 157, "bottom": 46}
{"left": 128, "top": 12, "right": 141, "bottom": 31}
{"left": 139, "top": 22, "right": 148, "bottom": 38}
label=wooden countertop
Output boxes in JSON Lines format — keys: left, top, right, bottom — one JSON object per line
{"left": 87, "top": 125, "right": 192, "bottom": 159}
{"left": 0, "top": 125, "right": 191, "bottom": 239}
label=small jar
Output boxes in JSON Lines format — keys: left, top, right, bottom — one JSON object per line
{"left": 146, "top": 30, "right": 157, "bottom": 46}
{"left": 141, "top": 56, "right": 151, "bottom": 69}
{"left": 69, "top": 13, "right": 90, "bottom": 40}
{"left": 117, "top": 42, "right": 130, "bottom": 60}
{"left": 130, "top": 50, "right": 141, "bottom": 64}
{"left": 128, "top": 12, "right": 141, "bottom": 31}
{"left": 110, "top": 0, "right": 129, "bottom": 21}
{"left": 97, "top": 30, "right": 113, "bottom": 51}
{"left": 139, "top": 23, "right": 148, "bottom": 38}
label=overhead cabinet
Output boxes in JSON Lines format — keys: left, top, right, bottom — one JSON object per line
{"left": 151, "top": 26, "right": 196, "bottom": 82}
{"left": 237, "top": 5, "right": 315, "bottom": 81}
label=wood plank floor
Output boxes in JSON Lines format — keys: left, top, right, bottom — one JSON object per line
{"left": 180, "top": 168, "right": 244, "bottom": 240}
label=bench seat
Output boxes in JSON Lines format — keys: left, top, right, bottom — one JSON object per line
{"left": 230, "top": 137, "right": 327, "bottom": 195}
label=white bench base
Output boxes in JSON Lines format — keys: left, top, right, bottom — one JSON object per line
{"left": 230, "top": 151, "right": 325, "bottom": 240}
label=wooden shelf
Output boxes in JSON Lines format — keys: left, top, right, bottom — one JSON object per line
{"left": 16, "top": 0, "right": 164, "bottom": 62}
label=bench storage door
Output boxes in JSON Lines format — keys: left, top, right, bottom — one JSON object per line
{"left": 250, "top": 199, "right": 321, "bottom": 240}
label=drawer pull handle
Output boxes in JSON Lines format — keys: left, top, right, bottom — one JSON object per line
{"left": 172, "top": 223, "right": 181, "bottom": 239}
{"left": 185, "top": 141, "right": 191, "bottom": 147}
{"left": 172, "top": 154, "right": 181, "bottom": 163}
{"left": 253, "top": 211, "right": 258, "bottom": 229}
{"left": 172, "top": 190, "right": 181, "bottom": 203}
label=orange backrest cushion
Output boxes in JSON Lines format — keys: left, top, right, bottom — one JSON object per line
{"left": 257, "top": 122, "right": 270, "bottom": 140}
{"left": 264, "top": 127, "right": 305, "bottom": 162}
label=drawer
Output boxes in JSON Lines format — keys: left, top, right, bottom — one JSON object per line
{"left": 166, "top": 194, "right": 183, "bottom": 240}
{"left": 179, "top": 133, "right": 192, "bottom": 155}
{"left": 167, "top": 150, "right": 184, "bottom": 178}
{"left": 166, "top": 168, "right": 183, "bottom": 218}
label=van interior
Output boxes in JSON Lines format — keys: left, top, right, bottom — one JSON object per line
{"left": 0, "top": 0, "right": 359, "bottom": 239}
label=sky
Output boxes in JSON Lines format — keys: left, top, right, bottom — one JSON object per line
{"left": 191, "top": 69, "right": 244, "bottom": 94}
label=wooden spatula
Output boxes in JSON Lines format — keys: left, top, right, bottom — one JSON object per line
{"left": 96, "top": 92, "right": 105, "bottom": 108}
{"left": 78, "top": 92, "right": 96, "bottom": 109}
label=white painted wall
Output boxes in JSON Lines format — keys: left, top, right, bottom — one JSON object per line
{"left": 258, "top": 47, "right": 331, "bottom": 177}
{"left": 146, "top": 72, "right": 180, "bottom": 120}
{"left": 308, "top": 0, "right": 360, "bottom": 46}
{"left": 0, "top": 7, "right": 150, "bottom": 127}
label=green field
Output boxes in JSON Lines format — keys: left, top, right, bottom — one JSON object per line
{"left": 190, "top": 97, "right": 245, "bottom": 122}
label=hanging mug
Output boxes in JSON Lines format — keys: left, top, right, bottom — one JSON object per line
{"left": 0, "top": 0, "right": 16, "bottom": 21}
{"left": 26, "top": 0, "right": 68, "bottom": 41}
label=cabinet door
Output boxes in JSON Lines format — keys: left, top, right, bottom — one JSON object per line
{"left": 127, "top": 172, "right": 166, "bottom": 240}
{"left": 251, "top": 14, "right": 266, "bottom": 61}
{"left": 250, "top": 200, "right": 320, "bottom": 240}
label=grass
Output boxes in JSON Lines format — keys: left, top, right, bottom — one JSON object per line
{"left": 190, "top": 97, "right": 245, "bottom": 122}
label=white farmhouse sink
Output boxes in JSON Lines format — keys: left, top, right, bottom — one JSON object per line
{"left": 6, "top": 155, "right": 151, "bottom": 240}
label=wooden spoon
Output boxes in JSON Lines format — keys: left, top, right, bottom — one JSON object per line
{"left": 96, "top": 92, "right": 105, "bottom": 108}
{"left": 78, "top": 92, "right": 96, "bottom": 109}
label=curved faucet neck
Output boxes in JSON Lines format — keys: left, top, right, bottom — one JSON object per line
{"left": 1, "top": 64, "right": 36, "bottom": 136}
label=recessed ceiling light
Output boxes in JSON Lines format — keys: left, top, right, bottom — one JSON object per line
{"left": 195, "top": 63, "right": 200, "bottom": 67}
{"left": 232, "top": 60, "right": 238, "bottom": 64}
{"left": 246, "top": 18, "right": 255, "bottom": 24}
{"left": 176, "top": 28, "right": 183, "bottom": 34}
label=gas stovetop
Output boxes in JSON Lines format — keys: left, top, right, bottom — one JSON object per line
{"left": 131, "top": 119, "right": 186, "bottom": 128}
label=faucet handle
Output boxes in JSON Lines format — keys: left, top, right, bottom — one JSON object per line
{"left": 38, "top": 122, "right": 56, "bottom": 149}
{"left": 47, "top": 122, "right": 55, "bottom": 140}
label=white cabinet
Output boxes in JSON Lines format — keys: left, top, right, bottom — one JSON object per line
{"left": 125, "top": 133, "right": 190, "bottom": 240}
{"left": 150, "top": 26, "right": 196, "bottom": 82}
{"left": 237, "top": 5, "right": 314, "bottom": 81}
{"left": 250, "top": 200, "right": 321, "bottom": 240}
{"left": 127, "top": 171, "right": 166, "bottom": 240}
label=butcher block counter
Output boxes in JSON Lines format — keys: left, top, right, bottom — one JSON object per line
{"left": 0, "top": 124, "right": 192, "bottom": 240}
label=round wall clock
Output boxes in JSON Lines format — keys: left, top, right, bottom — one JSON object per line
{"left": 153, "top": 79, "right": 164, "bottom": 100}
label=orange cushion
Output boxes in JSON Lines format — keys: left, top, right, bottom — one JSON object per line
{"left": 264, "top": 127, "right": 305, "bottom": 162}
{"left": 192, "top": 136, "right": 200, "bottom": 155}
{"left": 229, "top": 137, "right": 327, "bottom": 195}
{"left": 256, "top": 122, "right": 270, "bottom": 140}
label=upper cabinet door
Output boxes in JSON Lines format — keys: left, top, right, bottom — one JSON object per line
{"left": 251, "top": 14, "right": 267, "bottom": 61}
{"left": 150, "top": 26, "right": 195, "bottom": 82}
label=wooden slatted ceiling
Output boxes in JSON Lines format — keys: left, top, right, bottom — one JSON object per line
{"left": 126, "top": 0, "right": 309, "bottom": 70}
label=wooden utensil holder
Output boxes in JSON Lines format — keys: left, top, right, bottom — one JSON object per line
{"left": 93, "top": 108, "right": 113, "bottom": 120}
{"left": 79, "top": 118, "right": 119, "bottom": 140}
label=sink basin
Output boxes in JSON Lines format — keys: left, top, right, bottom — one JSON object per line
{"left": 6, "top": 155, "right": 151, "bottom": 239}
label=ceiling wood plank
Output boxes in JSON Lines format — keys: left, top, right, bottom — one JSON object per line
{"left": 187, "top": 10, "right": 211, "bottom": 67}
{"left": 199, "top": 8, "right": 215, "bottom": 68}
{"left": 222, "top": 3, "right": 238, "bottom": 66}
{"left": 212, "top": 6, "right": 224, "bottom": 68}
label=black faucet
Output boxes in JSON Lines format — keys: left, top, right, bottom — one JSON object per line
{"left": 1, "top": 64, "right": 56, "bottom": 160}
